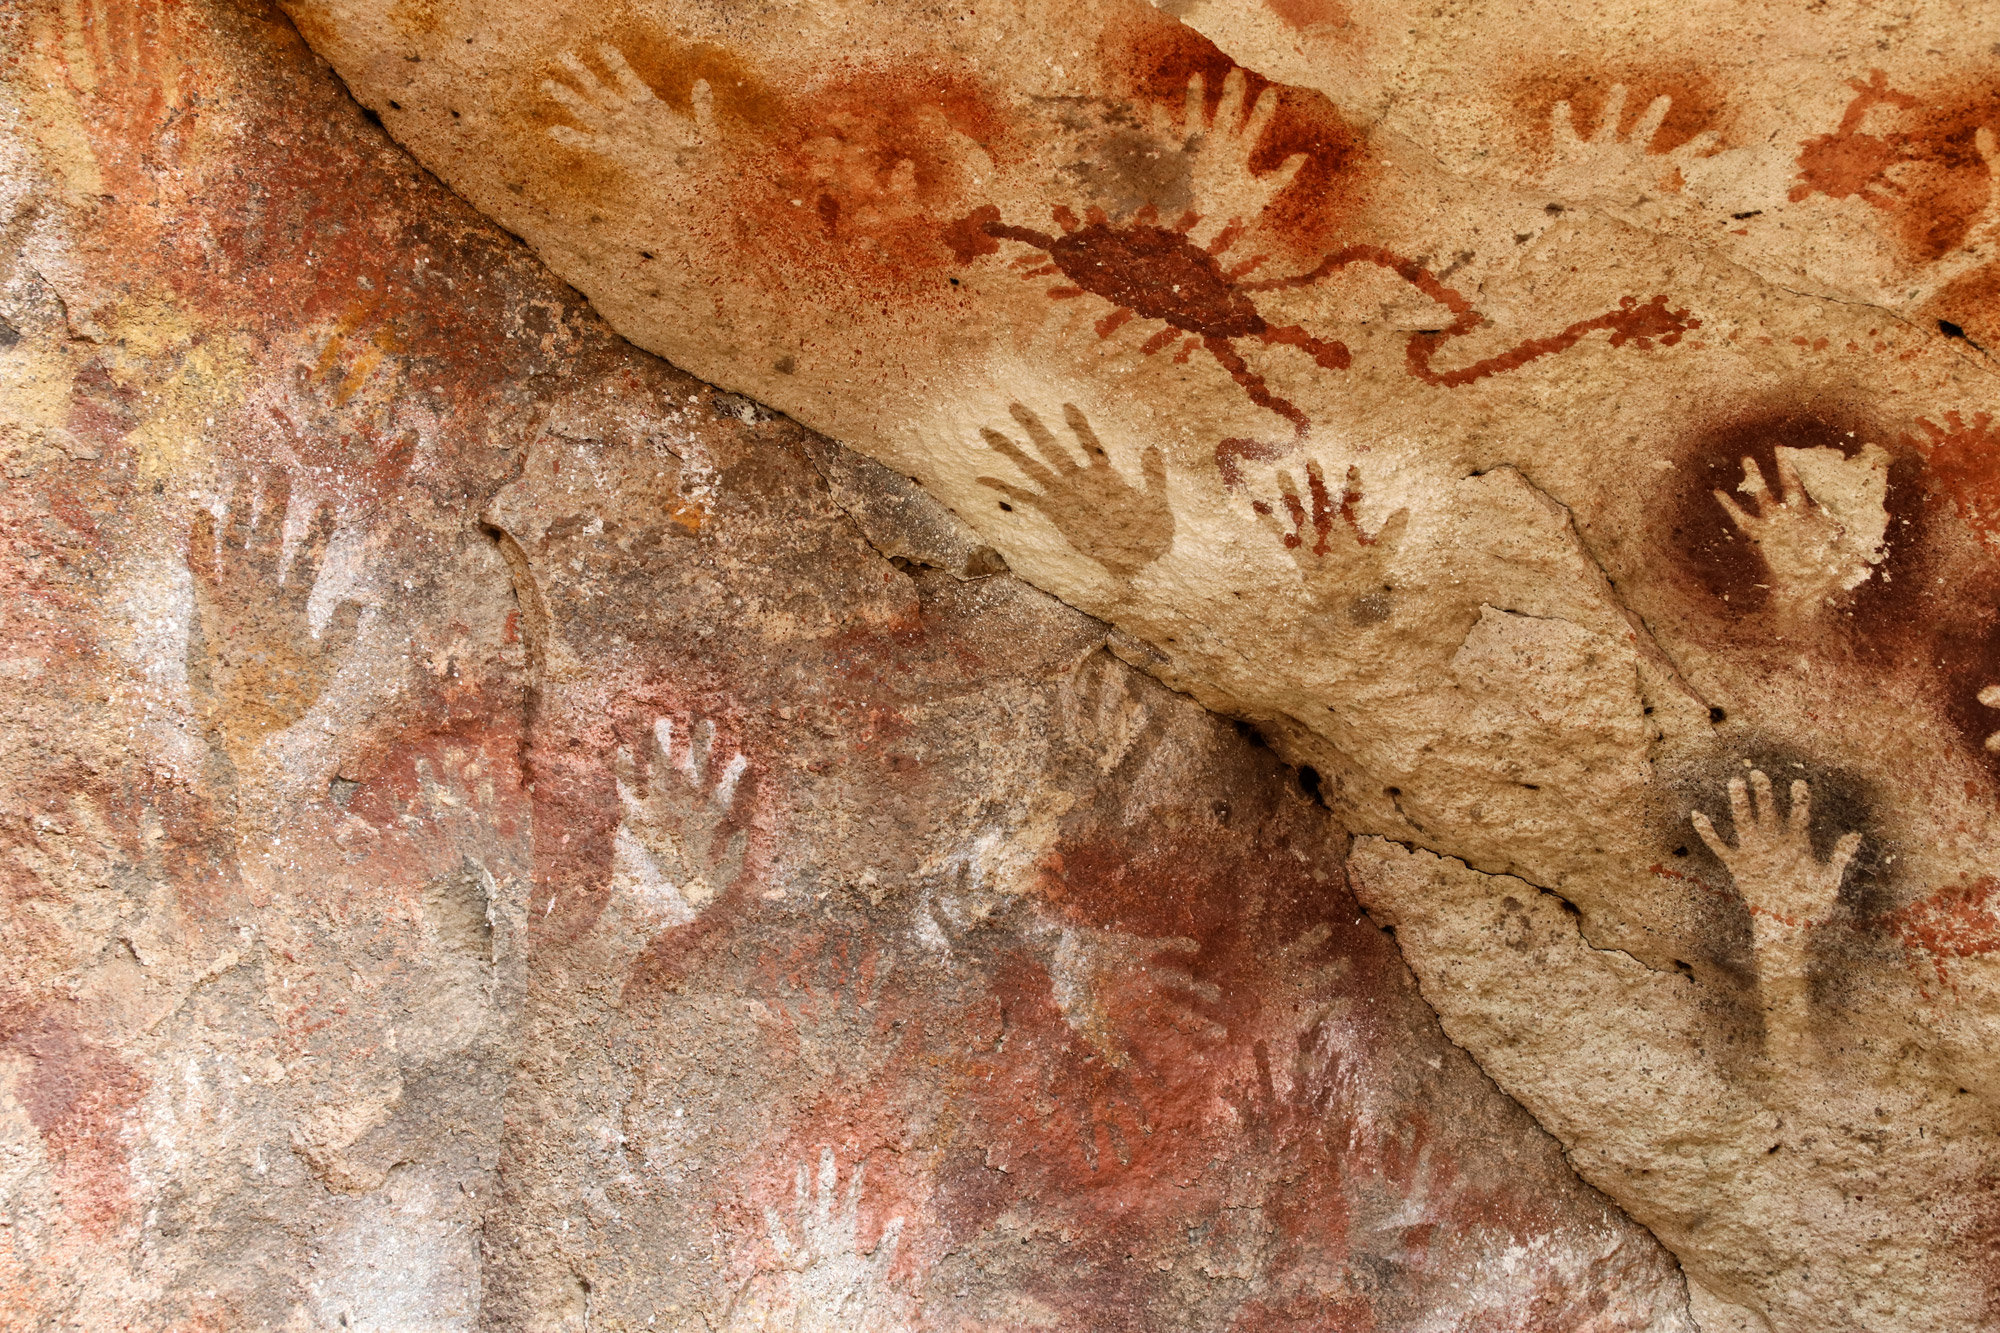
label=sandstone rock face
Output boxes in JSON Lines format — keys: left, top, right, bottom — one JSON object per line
{"left": 0, "top": 1, "right": 1713, "bottom": 1327}
{"left": 266, "top": 0, "right": 2000, "bottom": 1328}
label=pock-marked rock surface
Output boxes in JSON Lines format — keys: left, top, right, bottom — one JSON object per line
{"left": 2, "top": 2, "right": 1701, "bottom": 1328}
{"left": 274, "top": 0, "right": 2000, "bottom": 1328}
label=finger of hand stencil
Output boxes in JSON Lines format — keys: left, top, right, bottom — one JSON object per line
{"left": 614, "top": 742, "right": 643, "bottom": 798}
{"left": 690, "top": 78, "right": 715, "bottom": 132}
{"left": 296, "top": 502, "right": 338, "bottom": 591}
{"left": 842, "top": 1157, "right": 865, "bottom": 1216}
{"left": 1251, "top": 497, "right": 1292, "bottom": 549}
{"left": 1062, "top": 404, "right": 1110, "bottom": 464}
{"left": 814, "top": 1149, "right": 838, "bottom": 1225}
{"left": 74, "top": 0, "right": 106, "bottom": 85}
{"left": 544, "top": 78, "right": 604, "bottom": 130}
{"left": 1183, "top": 72, "right": 1206, "bottom": 136}
{"left": 541, "top": 79, "right": 602, "bottom": 127}
{"left": 1551, "top": 100, "right": 1583, "bottom": 150}
{"left": 1275, "top": 471, "right": 1309, "bottom": 535}
{"left": 1141, "top": 444, "right": 1168, "bottom": 498}
{"left": 1712, "top": 488, "right": 1756, "bottom": 534}
{"left": 715, "top": 751, "right": 748, "bottom": 809}
{"left": 1370, "top": 506, "right": 1413, "bottom": 551}
{"left": 1242, "top": 83, "right": 1280, "bottom": 154}
{"left": 1727, "top": 775, "right": 1752, "bottom": 831}
{"left": 1676, "top": 129, "right": 1721, "bottom": 159}
{"left": 1266, "top": 151, "right": 1308, "bottom": 197}
{"left": 1691, "top": 809, "right": 1731, "bottom": 859}
{"left": 977, "top": 475, "right": 1040, "bottom": 508}
{"left": 187, "top": 506, "right": 218, "bottom": 585}
{"left": 1829, "top": 830, "right": 1862, "bottom": 883}
{"left": 979, "top": 429, "right": 1059, "bottom": 491}
{"left": 1594, "top": 84, "right": 1630, "bottom": 144}
{"left": 762, "top": 1207, "right": 795, "bottom": 1259}
{"left": 598, "top": 44, "right": 651, "bottom": 105}
{"left": 255, "top": 472, "right": 294, "bottom": 559}
{"left": 555, "top": 51, "right": 613, "bottom": 108}
{"left": 690, "top": 718, "right": 717, "bottom": 787}
{"left": 1630, "top": 94, "right": 1672, "bottom": 151}
{"left": 1010, "top": 403, "right": 1080, "bottom": 475}
{"left": 1304, "top": 460, "right": 1334, "bottom": 531}
{"left": 1735, "top": 456, "right": 1769, "bottom": 499}
{"left": 1748, "top": 770, "right": 1774, "bottom": 826}
{"left": 640, "top": 716, "right": 672, "bottom": 781}
{"left": 1978, "top": 125, "right": 2000, "bottom": 175}
{"left": 220, "top": 476, "right": 253, "bottom": 556}
{"left": 1215, "top": 68, "right": 1248, "bottom": 139}
{"left": 1773, "top": 451, "right": 1811, "bottom": 509}
{"left": 1788, "top": 779, "right": 1812, "bottom": 835}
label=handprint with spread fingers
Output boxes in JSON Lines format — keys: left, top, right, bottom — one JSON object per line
{"left": 541, "top": 43, "right": 713, "bottom": 177}
{"left": 1691, "top": 770, "right": 1861, "bottom": 933}
{"left": 1541, "top": 84, "right": 1721, "bottom": 208}
{"left": 612, "top": 715, "right": 749, "bottom": 927}
{"left": 1048, "top": 924, "right": 1228, "bottom": 1068}
{"left": 977, "top": 403, "right": 1174, "bottom": 581}
{"left": 1691, "top": 770, "right": 1860, "bottom": 1065}
{"left": 186, "top": 476, "right": 363, "bottom": 762}
{"left": 53, "top": 0, "right": 188, "bottom": 193}
{"left": 757, "top": 1149, "right": 907, "bottom": 1333}
{"left": 1908, "top": 411, "right": 2000, "bottom": 543}
{"left": 1711, "top": 451, "right": 1879, "bottom": 620}
{"left": 1142, "top": 68, "right": 1308, "bottom": 249}
{"left": 1251, "top": 460, "right": 1409, "bottom": 613}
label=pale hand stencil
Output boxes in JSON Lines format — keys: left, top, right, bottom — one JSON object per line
{"left": 612, "top": 716, "right": 748, "bottom": 928}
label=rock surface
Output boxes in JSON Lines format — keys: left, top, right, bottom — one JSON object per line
{"left": 0, "top": 1, "right": 1718, "bottom": 1327}
{"left": 265, "top": 0, "right": 2000, "bottom": 1328}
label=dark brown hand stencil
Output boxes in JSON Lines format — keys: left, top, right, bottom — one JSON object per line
{"left": 978, "top": 403, "right": 1174, "bottom": 581}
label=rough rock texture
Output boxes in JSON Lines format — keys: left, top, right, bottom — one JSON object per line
{"left": 0, "top": 1, "right": 1716, "bottom": 1327}
{"left": 262, "top": 0, "right": 2000, "bottom": 1328}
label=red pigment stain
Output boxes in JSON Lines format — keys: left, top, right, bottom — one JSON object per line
{"left": 1109, "top": 12, "right": 1370, "bottom": 259}
{"left": 748, "top": 63, "right": 1011, "bottom": 295}
{"left": 1792, "top": 70, "right": 2000, "bottom": 265}
{"left": 1904, "top": 411, "right": 2000, "bottom": 552}
{"left": 1508, "top": 60, "right": 1731, "bottom": 158}
{"left": 1262, "top": 0, "right": 1353, "bottom": 36}
{"left": 0, "top": 1003, "right": 145, "bottom": 1233}
{"left": 958, "top": 204, "right": 1695, "bottom": 481}
{"left": 1922, "top": 264, "right": 2000, "bottom": 363}
{"left": 1250, "top": 461, "right": 1383, "bottom": 550}
{"left": 535, "top": 41, "right": 1016, "bottom": 301}
{"left": 1873, "top": 875, "right": 2000, "bottom": 988}
{"left": 1791, "top": 70, "right": 1925, "bottom": 211}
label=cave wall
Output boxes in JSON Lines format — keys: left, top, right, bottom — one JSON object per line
{"left": 248, "top": 0, "right": 2000, "bottom": 1328}
{"left": 0, "top": 3, "right": 1711, "bottom": 1328}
